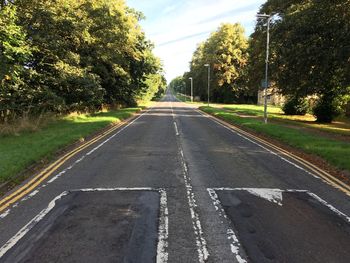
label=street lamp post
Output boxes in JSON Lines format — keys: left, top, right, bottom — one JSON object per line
{"left": 189, "top": 77, "right": 193, "bottom": 102}
{"left": 257, "top": 13, "right": 272, "bottom": 124}
{"left": 183, "top": 82, "right": 186, "bottom": 102}
{"left": 204, "top": 64, "right": 210, "bottom": 106}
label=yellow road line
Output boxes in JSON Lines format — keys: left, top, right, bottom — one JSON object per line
{"left": 0, "top": 119, "right": 128, "bottom": 212}
{"left": 198, "top": 109, "right": 350, "bottom": 196}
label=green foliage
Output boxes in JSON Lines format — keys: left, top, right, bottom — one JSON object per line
{"left": 249, "top": 0, "right": 350, "bottom": 122}
{"left": 0, "top": 0, "right": 164, "bottom": 122}
{"left": 282, "top": 96, "right": 308, "bottom": 115}
{"left": 182, "top": 23, "right": 249, "bottom": 103}
{"left": 313, "top": 94, "right": 341, "bottom": 123}
{"left": 169, "top": 76, "right": 185, "bottom": 94}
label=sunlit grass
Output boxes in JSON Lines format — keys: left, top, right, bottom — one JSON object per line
{"left": 0, "top": 108, "right": 141, "bottom": 184}
{"left": 200, "top": 106, "right": 350, "bottom": 172}
{"left": 222, "top": 104, "right": 350, "bottom": 136}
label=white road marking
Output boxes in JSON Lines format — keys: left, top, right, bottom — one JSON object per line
{"left": 0, "top": 108, "right": 153, "bottom": 220}
{"left": 207, "top": 188, "right": 247, "bottom": 263}
{"left": 208, "top": 187, "right": 350, "bottom": 260}
{"left": 214, "top": 188, "right": 284, "bottom": 206}
{"left": 173, "top": 121, "right": 179, "bottom": 136}
{"left": 306, "top": 191, "right": 350, "bottom": 223}
{"left": 0, "top": 188, "right": 169, "bottom": 262}
{"left": 170, "top": 100, "right": 209, "bottom": 263}
{"left": 212, "top": 187, "right": 350, "bottom": 223}
{"left": 0, "top": 191, "right": 69, "bottom": 258}
{"left": 197, "top": 109, "right": 349, "bottom": 196}
{"left": 0, "top": 209, "right": 10, "bottom": 219}
{"left": 157, "top": 189, "right": 169, "bottom": 263}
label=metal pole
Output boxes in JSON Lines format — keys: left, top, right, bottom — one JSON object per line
{"left": 204, "top": 64, "right": 210, "bottom": 106}
{"left": 263, "top": 16, "right": 271, "bottom": 124}
{"left": 189, "top": 77, "right": 193, "bottom": 102}
{"left": 183, "top": 83, "right": 186, "bottom": 102}
{"left": 207, "top": 65, "right": 210, "bottom": 106}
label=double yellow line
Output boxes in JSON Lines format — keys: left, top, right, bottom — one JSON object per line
{"left": 199, "top": 109, "right": 350, "bottom": 196}
{"left": 0, "top": 117, "right": 132, "bottom": 213}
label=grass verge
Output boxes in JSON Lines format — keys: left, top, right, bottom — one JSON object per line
{"left": 0, "top": 108, "right": 141, "bottom": 184}
{"left": 200, "top": 106, "right": 350, "bottom": 173}
{"left": 222, "top": 104, "right": 350, "bottom": 136}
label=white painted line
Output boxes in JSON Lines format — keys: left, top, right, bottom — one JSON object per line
{"left": 0, "top": 188, "right": 169, "bottom": 262}
{"left": 72, "top": 187, "right": 157, "bottom": 192}
{"left": 0, "top": 209, "right": 10, "bottom": 219}
{"left": 207, "top": 188, "right": 247, "bottom": 263}
{"left": 210, "top": 188, "right": 350, "bottom": 225}
{"left": 171, "top": 102, "right": 209, "bottom": 263}
{"left": 306, "top": 191, "right": 350, "bottom": 223}
{"left": 196, "top": 110, "right": 349, "bottom": 195}
{"left": 0, "top": 191, "right": 69, "bottom": 258}
{"left": 173, "top": 122, "right": 179, "bottom": 136}
{"left": 157, "top": 189, "right": 169, "bottom": 263}
{"left": 0, "top": 108, "right": 153, "bottom": 220}
{"left": 213, "top": 188, "right": 284, "bottom": 206}
{"left": 208, "top": 187, "right": 350, "bottom": 261}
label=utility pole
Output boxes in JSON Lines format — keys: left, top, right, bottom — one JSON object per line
{"left": 204, "top": 64, "right": 210, "bottom": 106}
{"left": 257, "top": 13, "right": 273, "bottom": 124}
{"left": 189, "top": 77, "right": 193, "bottom": 102}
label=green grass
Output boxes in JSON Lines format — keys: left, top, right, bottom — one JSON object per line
{"left": 200, "top": 106, "right": 350, "bottom": 172}
{"left": 0, "top": 108, "right": 141, "bottom": 183}
{"left": 222, "top": 104, "right": 350, "bottom": 136}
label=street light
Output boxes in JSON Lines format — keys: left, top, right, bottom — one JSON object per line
{"left": 189, "top": 77, "right": 193, "bottom": 102}
{"left": 204, "top": 64, "right": 210, "bottom": 106}
{"left": 257, "top": 13, "right": 273, "bottom": 124}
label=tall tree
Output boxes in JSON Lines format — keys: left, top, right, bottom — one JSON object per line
{"left": 249, "top": 0, "right": 350, "bottom": 122}
{"left": 186, "top": 23, "right": 249, "bottom": 103}
{"left": 0, "top": 2, "right": 33, "bottom": 120}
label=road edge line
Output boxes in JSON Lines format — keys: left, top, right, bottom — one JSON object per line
{"left": 198, "top": 109, "right": 350, "bottom": 196}
{"left": 0, "top": 108, "right": 150, "bottom": 213}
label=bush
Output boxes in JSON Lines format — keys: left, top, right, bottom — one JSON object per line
{"left": 313, "top": 95, "right": 341, "bottom": 123}
{"left": 282, "top": 96, "right": 309, "bottom": 115}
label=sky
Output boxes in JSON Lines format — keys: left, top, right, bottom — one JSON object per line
{"left": 126, "top": 0, "right": 266, "bottom": 82}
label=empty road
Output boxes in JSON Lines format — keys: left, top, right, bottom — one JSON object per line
{"left": 0, "top": 91, "right": 349, "bottom": 263}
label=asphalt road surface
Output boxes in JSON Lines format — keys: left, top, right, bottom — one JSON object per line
{"left": 0, "top": 90, "right": 349, "bottom": 263}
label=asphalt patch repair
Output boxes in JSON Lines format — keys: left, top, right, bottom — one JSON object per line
{"left": 1, "top": 190, "right": 160, "bottom": 263}
{"left": 217, "top": 189, "right": 350, "bottom": 263}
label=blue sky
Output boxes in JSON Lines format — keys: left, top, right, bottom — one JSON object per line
{"left": 126, "top": 0, "right": 266, "bottom": 82}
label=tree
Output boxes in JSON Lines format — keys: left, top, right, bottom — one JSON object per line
{"left": 0, "top": 2, "right": 33, "bottom": 121}
{"left": 1, "top": 0, "right": 163, "bottom": 122}
{"left": 186, "top": 23, "right": 250, "bottom": 103}
{"left": 250, "top": 0, "right": 350, "bottom": 122}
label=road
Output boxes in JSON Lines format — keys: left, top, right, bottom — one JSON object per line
{"left": 0, "top": 90, "right": 350, "bottom": 262}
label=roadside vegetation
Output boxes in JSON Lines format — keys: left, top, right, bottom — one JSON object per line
{"left": 0, "top": 0, "right": 166, "bottom": 184}
{"left": 171, "top": 0, "right": 350, "bottom": 123}
{"left": 0, "top": 107, "right": 141, "bottom": 184}
{"left": 0, "top": 0, "right": 166, "bottom": 122}
{"left": 170, "top": 0, "right": 350, "bottom": 175}
{"left": 200, "top": 106, "right": 350, "bottom": 173}
{"left": 221, "top": 104, "right": 350, "bottom": 137}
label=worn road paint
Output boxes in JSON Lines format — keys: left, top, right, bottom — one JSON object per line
{"left": 173, "top": 122, "right": 179, "bottom": 136}
{"left": 207, "top": 188, "right": 247, "bottom": 263}
{"left": 171, "top": 102, "right": 209, "bottom": 263}
{"left": 0, "top": 191, "right": 69, "bottom": 258}
{"left": 0, "top": 108, "right": 153, "bottom": 218}
{"left": 0, "top": 188, "right": 169, "bottom": 262}
{"left": 197, "top": 109, "right": 350, "bottom": 196}
{"left": 157, "top": 189, "right": 169, "bottom": 263}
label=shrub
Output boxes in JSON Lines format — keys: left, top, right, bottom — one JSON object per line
{"left": 282, "top": 96, "right": 308, "bottom": 115}
{"left": 313, "top": 95, "right": 341, "bottom": 123}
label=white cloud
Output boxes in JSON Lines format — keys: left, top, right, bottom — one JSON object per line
{"left": 126, "top": 0, "right": 266, "bottom": 82}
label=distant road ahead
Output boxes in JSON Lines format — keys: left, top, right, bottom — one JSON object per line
{"left": 0, "top": 90, "right": 349, "bottom": 263}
